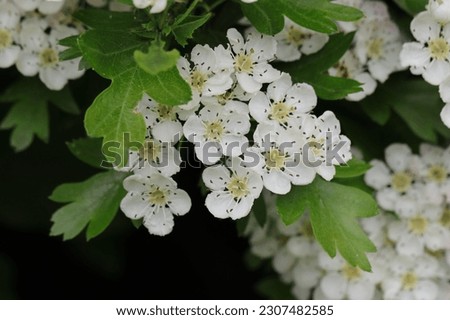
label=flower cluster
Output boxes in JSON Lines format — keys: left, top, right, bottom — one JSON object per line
{"left": 0, "top": 0, "right": 85, "bottom": 90}
{"left": 120, "top": 28, "right": 353, "bottom": 236}
{"left": 400, "top": 0, "right": 450, "bottom": 127}
{"left": 246, "top": 146, "right": 450, "bottom": 300}
{"left": 331, "top": 0, "right": 404, "bottom": 101}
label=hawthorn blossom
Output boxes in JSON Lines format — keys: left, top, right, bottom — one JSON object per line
{"left": 215, "top": 28, "right": 281, "bottom": 93}
{"left": 13, "top": 0, "right": 65, "bottom": 15}
{"left": 120, "top": 173, "right": 191, "bottom": 236}
{"left": 274, "top": 18, "right": 329, "bottom": 62}
{"left": 428, "top": 0, "right": 450, "bottom": 23}
{"left": 249, "top": 73, "right": 317, "bottom": 127}
{"left": 132, "top": 0, "right": 166, "bottom": 13}
{"left": 203, "top": 158, "right": 263, "bottom": 220}
{"left": 0, "top": 2, "right": 21, "bottom": 68}
{"left": 183, "top": 105, "right": 250, "bottom": 165}
{"left": 16, "top": 22, "right": 84, "bottom": 90}
{"left": 400, "top": 11, "right": 450, "bottom": 85}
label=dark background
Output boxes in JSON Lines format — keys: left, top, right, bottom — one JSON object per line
{"left": 0, "top": 69, "right": 262, "bottom": 299}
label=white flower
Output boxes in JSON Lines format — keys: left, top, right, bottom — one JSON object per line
{"left": 132, "top": 0, "right": 166, "bottom": 13}
{"left": 318, "top": 252, "right": 379, "bottom": 300}
{"left": 297, "top": 111, "right": 352, "bottom": 181}
{"left": 388, "top": 198, "right": 450, "bottom": 256}
{"left": 381, "top": 255, "right": 440, "bottom": 299}
{"left": 120, "top": 173, "right": 191, "bottom": 236}
{"left": 0, "top": 2, "right": 21, "bottom": 68}
{"left": 16, "top": 22, "right": 84, "bottom": 90}
{"left": 215, "top": 28, "right": 281, "bottom": 93}
{"left": 441, "top": 103, "right": 450, "bottom": 128}
{"left": 400, "top": 11, "right": 450, "bottom": 85}
{"left": 183, "top": 105, "right": 250, "bottom": 165}
{"left": 428, "top": 0, "right": 450, "bottom": 24}
{"left": 274, "top": 18, "right": 329, "bottom": 62}
{"left": 125, "top": 136, "right": 181, "bottom": 178}
{"left": 364, "top": 144, "right": 421, "bottom": 211}
{"left": 329, "top": 50, "right": 377, "bottom": 101}
{"left": 241, "top": 0, "right": 258, "bottom": 3}
{"left": 249, "top": 73, "right": 317, "bottom": 127}
{"left": 354, "top": 20, "right": 402, "bottom": 82}
{"left": 13, "top": 0, "right": 65, "bottom": 15}
{"left": 136, "top": 94, "right": 183, "bottom": 143}
{"left": 244, "top": 123, "right": 315, "bottom": 194}
{"left": 177, "top": 44, "right": 233, "bottom": 110}
{"left": 202, "top": 157, "right": 263, "bottom": 220}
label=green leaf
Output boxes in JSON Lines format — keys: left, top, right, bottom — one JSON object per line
{"left": 134, "top": 43, "right": 180, "bottom": 75}
{"left": 67, "top": 137, "right": 106, "bottom": 169}
{"left": 78, "top": 30, "right": 191, "bottom": 165}
{"left": 0, "top": 78, "right": 78, "bottom": 152}
{"left": 241, "top": 0, "right": 363, "bottom": 35}
{"left": 277, "top": 178, "right": 378, "bottom": 271}
{"left": 50, "top": 171, "right": 128, "bottom": 241}
{"left": 240, "top": 0, "right": 284, "bottom": 35}
{"left": 74, "top": 9, "right": 144, "bottom": 31}
{"left": 393, "top": 0, "right": 428, "bottom": 15}
{"left": 59, "top": 35, "right": 82, "bottom": 61}
{"left": 172, "top": 14, "right": 212, "bottom": 46}
{"left": 361, "top": 72, "right": 450, "bottom": 142}
{"left": 256, "top": 277, "right": 294, "bottom": 300}
{"left": 277, "top": 32, "right": 362, "bottom": 100}
{"left": 334, "top": 159, "right": 372, "bottom": 179}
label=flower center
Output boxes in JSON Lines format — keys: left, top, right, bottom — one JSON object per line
{"left": 401, "top": 272, "right": 418, "bottom": 291}
{"left": 204, "top": 121, "right": 224, "bottom": 141}
{"left": 440, "top": 208, "right": 450, "bottom": 228}
{"left": 265, "top": 148, "right": 285, "bottom": 170}
{"left": 270, "top": 102, "right": 293, "bottom": 124}
{"left": 391, "top": 171, "right": 412, "bottom": 193}
{"left": 191, "top": 69, "right": 206, "bottom": 91}
{"left": 334, "top": 62, "right": 350, "bottom": 78}
{"left": 140, "top": 140, "right": 162, "bottom": 163}
{"left": 286, "top": 26, "right": 308, "bottom": 46}
{"left": 308, "top": 138, "right": 325, "bottom": 157}
{"left": 408, "top": 216, "right": 428, "bottom": 235}
{"left": 0, "top": 29, "right": 12, "bottom": 49}
{"left": 367, "top": 38, "right": 384, "bottom": 60}
{"left": 149, "top": 189, "right": 167, "bottom": 206}
{"left": 156, "top": 104, "right": 177, "bottom": 121}
{"left": 227, "top": 176, "right": 249, "bottom": 199}
{"left": 427, "top": 165, "right": 447, "bottom": 183}
{"left": 235, "top": 52, "right": 253, "bottom": 73}
{"left": 39, "top": 48, "right": 59, "bottom": 67}
{"left": 429, "top": 38, "right": 450, "bottom": 60}
{"left": 341, "top": 264, "right": 362, "bottom": 281}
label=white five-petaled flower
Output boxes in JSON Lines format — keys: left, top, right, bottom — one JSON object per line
{"left": 125, "top": 136, "right": 181, "bottom": 178}
{"left": 249, "top": 73, "right": 317, "bottom": 127}
{"left": 136, "top": 94, "right": 183, "bottom": 143}
{"left": 120, "top": 173, "right": 191, "bottom": 236}
{"left": 296, "top": 111, "right": 352, "bottom": 181}
{"left": 183, "top": 105, "right": 250, "bottom": 165}
{"left": 438, "top": 78, "right": 450, "bottom": 127}
{"left": 202, "top": 157, "right": 263, "bottom": 220}
{"left": 329, "top": 50, "right": 377, "bottom": 101}
{"left": 132, "top": 0, "right": 167, "bottom": 13}
{"left": 0, "top": 2, "right": 21, "bottom": 68}
{"left": 388, "top": 198, "right": 450, "bottom": 256}
{"left": 215, "top": 28, "right": 281, "bottom": 93}
{"left": 244, "top": 123, "right": 315, "bottom": 195}
{"left": 354, "top": 20, "right": 402, "bottom": 82}
{"left": 381, "top": 255, "right": 441, "bottom": 299}
{"left": 318, "top": 252, "right": 380, "bottom": 300}
{"left": 16, "top": 22, "right": 84, "bottom": 90}
{"left": 273, "top": 18, "right": 329, "bottom": 62}
{"left": 400, "top": 11, "right": 450, "bottom": 86}
{"left": 177, "top": 44, "right": 233, "bottom": 110}
{"left": 364, "top": 143, "right": 421, "bottom": 211}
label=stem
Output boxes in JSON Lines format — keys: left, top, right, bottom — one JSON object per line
{"left": 208, "top": 0, "right": 226, "bottom": 11}
{"left": 173, "top": 0, "right": 201, "bottom": 27}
